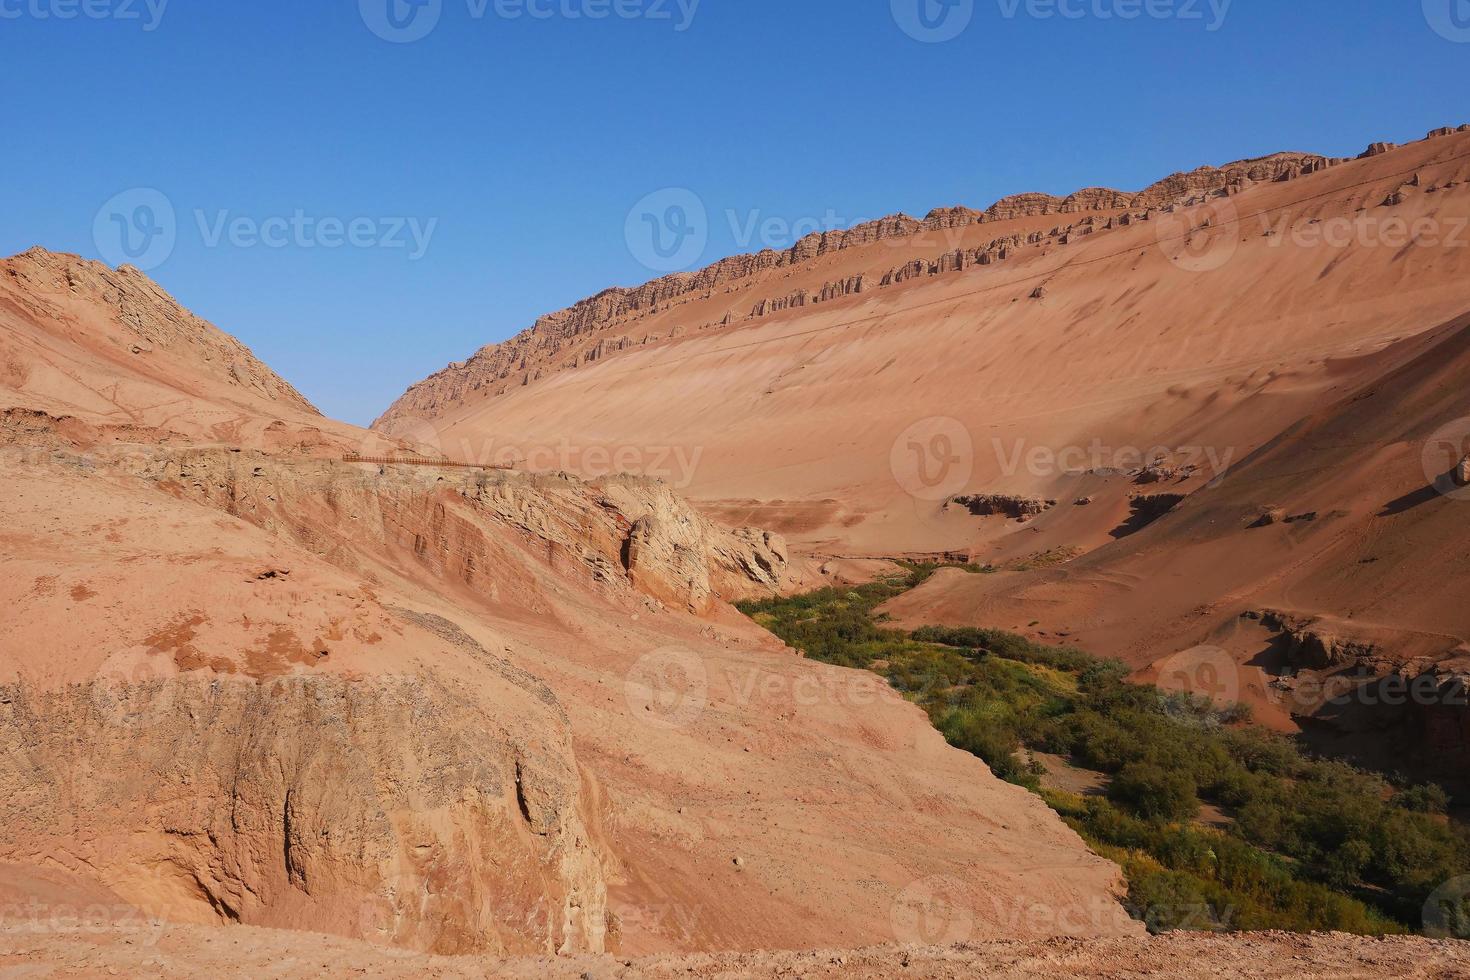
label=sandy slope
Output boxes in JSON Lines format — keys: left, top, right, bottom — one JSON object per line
{"left": 373, "top": 127, "right": 1470, "bottom": 776}
{"left": 390, "top": 129, "right": 1470, "bottom": 560}
{"left": 1, "top": 921, "right": 1467, "bottom": 978}
{"left": 883, "top": 310, "right": 1470, "bottom": 780}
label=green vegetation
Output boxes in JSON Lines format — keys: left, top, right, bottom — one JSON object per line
{"left": 737, "top": 566, "right": 1470, "bottom": 935}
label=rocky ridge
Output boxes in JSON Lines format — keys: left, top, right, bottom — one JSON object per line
{"left": 2, "top": 248, "right": 317, "bottom": 414}
{"left": 373, "top": 144, "right": 1364, "bottom": 432}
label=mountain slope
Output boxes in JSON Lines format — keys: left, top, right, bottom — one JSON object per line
{"left": 374, "top": 150, "right": 1344, "bottom": 431}
{"left": 0, "top": 247, "right": 351, "bottom": 451}
{"left": 0, "top": 257, "right": 1135, "bottom": 955}
{"left": 884, "top": 309, "right": 1470, "bottom": 779}
{"left": 377, "top": 127, "right": 1470, "bottom": 559}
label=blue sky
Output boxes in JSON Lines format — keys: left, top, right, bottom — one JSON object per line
{"left": 2, "top": 0, "right": 1466, "bottom": 424}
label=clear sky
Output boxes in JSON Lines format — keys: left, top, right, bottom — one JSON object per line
{"left": 2, "top": 0, "right": 1466, "bottom": 424}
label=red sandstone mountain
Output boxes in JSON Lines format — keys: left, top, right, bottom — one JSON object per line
{"left": 377, "top": 126, "right": 1470, "bottom": 770}
{"left": 0, "top": 250, "right": 1131, "bottom": 960}
{"left": 6, "top": 124, "right": 1470, "bottom": 975}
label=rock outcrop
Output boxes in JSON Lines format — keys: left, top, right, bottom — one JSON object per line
{"left": 103, "top": 443, "right": 791, "bottom": 614}
{"left": 1260, "top": 610, "right": 1382, "bottom": 670}
{"left": 0, "top": 670, "right": 606, "bottom": 956}
{"left": 948, "top": 493, "right": 1056, "bottom": 520}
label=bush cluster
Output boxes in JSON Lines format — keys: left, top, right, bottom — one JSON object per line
{"left": 738, "top": 569, "right": 1470, "bottom": 934}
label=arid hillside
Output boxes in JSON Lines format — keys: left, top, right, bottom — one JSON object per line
{"left": 0, "top": 248, "right": 350, "bottom": 452}
{"left": 380, "top": 127, "right": 1470, "bottom": 559}
{"left": 884, "top": 308, "right": 1470, "bottom": 781}
{"left": 376, "top": 127, "right": 1470, "bottom": 772}
{"left": 0, "top": 254, "right": 1135, "bottom": 959}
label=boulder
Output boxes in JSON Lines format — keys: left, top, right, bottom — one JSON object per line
{"left": 1251, "top": 506, "right": 1288, "bottom": 528}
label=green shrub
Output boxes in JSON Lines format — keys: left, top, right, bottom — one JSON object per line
{"left": 1110, "top": 762, "right": 1200, "bottom": 822}
{"left": 738, "top": 580, "right": 1468, "bottom": 935}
